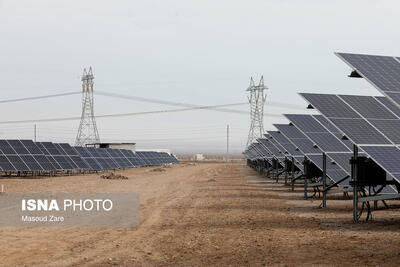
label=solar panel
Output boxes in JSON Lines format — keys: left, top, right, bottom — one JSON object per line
{"left": 254, "top": 141, "right": 272, "bottom": 158}
{"left": 306, "top": 154, "right": 349, "bottom": 184}
{"left": 58, "top": 143, "right": 89, "bottom": 170}
{"left": 338, "top": 95, "right": 397, "bottom": 120}
{"left": 359, "top": 146, "right": 400, "bottom": 174}
{"left": 20, "top": 140, "right": 43, "bottom": 155}
{"left": 137, "top": 152, "right": 153, "bottom": 166}
{"left": 267, "top": 137, "right": 288, "bottom": 159}
{"left": 336, "top": 52, "right": 400, "bottom": 94}
{"left": 0, "top": 153, "right": 16, "bottom": 171}
{"left": 34, "top": 155, "right": 55, "bottom": 170}
{"left": 0, "top": 140, "right": 17, "bottom": 155}
{"left": 386, "top": 92, "right": 400, "bottom": 107}
{"left": 292, "top": 138, "right": 320, "bottom": 154}
{"left": 300, "top": 93, "right": 361, "bottom": 118}
{"left": 313, "top": 115, "right": 342, "bottom": 133}
{"left": 300, "top": 93, "right": 393, "bottom": 145}
{"left": 84, "top": 158, "right": 102, "bottom": 171}
{"left": 7, "top": 140, "right": 30, "bottom": 154}
{"left": 307, "top": 154, "right": 343, "bottom": 171}
{"left": 329, "top": 118, "right": 391, "bottom": 145}
{"left": 375, "top": 96, "right": 400, "bottom": 118}
{"left": 274, "top": 124, "right": 321, "bottom": 154}
{"left": 74, "top": 147, "right": 103, "bottom": 171}
{"left": 8, "top": 140, "right": 55, "bottom": 171}
{"left": 54, "top": 143, "right": 79, "bottom": 169}
{"left": 285, "top": 114, "right": 328, "bottom": 133}
{"left": 267, "top": 132, "right": 303, "bottom": 156}
{"left": 20, "top": 155, "right": 43, "bottom": 171}
{"left": 36, "top": 142, "right": 62, "bottom": 170}
{"left": 284, "top": 114, "right": 351, "bottom": 152}
{"left": 274, "top": 124, "right": 305, "bottom": 139}
{"left": 258, "top": 138, "right": 284, "bottom": 159}
{"left": 6, "top": 155, "right": 29, "bottom": 171}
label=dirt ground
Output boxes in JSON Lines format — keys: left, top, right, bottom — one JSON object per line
{"left": 0, "top": 162, "right": 400, "bottom": 266}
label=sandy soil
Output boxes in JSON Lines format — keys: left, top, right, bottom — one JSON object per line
{"left": 0, "top": 162, "right": 400, "bottom": 266}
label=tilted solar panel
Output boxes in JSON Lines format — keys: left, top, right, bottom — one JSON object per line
{"left": 336, "top": 53, "right": 400, "bottom": 107}
{"left": 300, "top": 93, "right": 393, "bottom": 145}
{"left": 267, "top": 131, "right": 303, "bottom": 156}
{"left": 0, "top": 153, "right": 16, "bottom": 171}
{"left": 284, "top": 114, "right": 351, "bottom": 153}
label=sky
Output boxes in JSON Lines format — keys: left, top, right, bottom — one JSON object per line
{"left": 0, "top": 0, "right": 399, "bottom": 154}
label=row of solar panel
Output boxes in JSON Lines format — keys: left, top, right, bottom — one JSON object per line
{"left": 244, "top": 52, "right": 400, "bottom": 194}
{"left": 0, "top": 139, "right": 178, "bottom": 172}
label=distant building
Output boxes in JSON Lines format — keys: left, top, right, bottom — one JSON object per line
{"left": 192, "top": 154, "right": 205, "bottom": 161}
{"left": 90, "top": 142, "right": 136, "bottom": 152}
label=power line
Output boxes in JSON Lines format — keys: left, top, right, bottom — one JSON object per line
{"left": 0, "top": 90, "right": 305, "bottom": 111}
{"left": 95, "top": 91, "right": 249, "bottom": 114}
{"left": 0, "top": 102, "right": 284, "bottom": 125}
{"left": 0, "top": 91, "right": 81, "bottom": 104}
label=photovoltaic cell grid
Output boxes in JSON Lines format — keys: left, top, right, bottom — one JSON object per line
{"left": 336, "top": 52, "right": 400, "bottom": 107}
{"left": 249, "top": 142, "right": 271, "bottom": 161}
{"left": 300, "top": 93, "right": 400, "bottom": 185}
{"left": 0, "top": 140, "right": 55, "bottom": 171}
{"left": 274, "top": 122, "right": 351, "bottom": 184}
{"left": 282, "top": 114, "right": 356, "bottom": 183}
{"left": 300, "top": 93, "right": 398, "bottom": 145}
{"left": 266, "top": 131, "right": 303, "bottom": 169}
{"left": 252, "top": 142, "right": 272, "bottom": 160}
{"left": 258, "top": 138, "right": 285, "bottom": 163}
{"left": 250, "top": 144, "right": 266, "bottom": 161}
{"left": 267, "top": 131, "right": 303, "bottom": 156}
{"left": 245, "top": 144, "right": 267, "bottom": 161}
{"left": 284, "top": 114, "right": 350, "bottom": 153}
{"left": 274, "top": 124, "right": 320, "bottom": 155}
{"left": 0, "top": 139, "right": 178, "bottom": 173}
{"left": 266, "top": 136, "right": 289, "bottom": 159}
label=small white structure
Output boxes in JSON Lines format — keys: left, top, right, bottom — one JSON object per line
{"left": 192, "top": 154, "right": 204, "bottom": 161}
{"left": 92, "top": 142, "right": 136, "bottom": 152}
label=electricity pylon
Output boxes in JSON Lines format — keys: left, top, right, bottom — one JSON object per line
{"left": 75, "top": 67, "right": 100, "bottom": 146}
{"left": 246, "top": 76, "right": 267, "bottom": 147}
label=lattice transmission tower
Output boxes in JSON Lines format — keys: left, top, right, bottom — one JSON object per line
{"left": 75, "top": 67, "right": 100, "bottom": 146}
{"left": 246, "top": 76, "right": 267, "bottom": 147}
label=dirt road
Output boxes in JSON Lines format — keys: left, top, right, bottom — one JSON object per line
{"left": 0, "top": 163, "right": 400, "bottom": 266}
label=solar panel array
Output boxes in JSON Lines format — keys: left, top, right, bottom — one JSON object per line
{"left": 0, "top": 139, "right": 178, "bottom": 173}
{"left": 300, "top": 93, "right": 400, "bottom": 185}
{"left": 243, "top": 52, "right": 400, "bottom": 220}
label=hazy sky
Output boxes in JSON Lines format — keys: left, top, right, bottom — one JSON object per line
{"left": 0, "top": 0, "right": 399, "bottom": 154}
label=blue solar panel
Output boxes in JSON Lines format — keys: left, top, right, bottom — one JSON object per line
{"left": 360, "top": 146, "right": 400, "bottom": 174}
{"left": 284, "top": 114, "right": 351, "bottom": 152}
{"left": 0, "top": 153, "right": 16, "bottom": 171}
{"left": 20, "top": 155, "right": 43, "bottom": 171}
{"left": 0, "top": 140, "right": 17, "bottom": 155}
{"left": 336, "top": 53, "right": 400, "bottom": 93}
{"left": 6, "top": 155, "right": 29, "bottom": 171}
{"left": 7, "top": 140, "right": 30, "bottom": 155}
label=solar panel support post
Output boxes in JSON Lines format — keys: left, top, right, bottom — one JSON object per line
{"left": 352, "top": 145, "right": 359, "bottom": 221}
{"left": 304, "top": 156, "right": 308, "bottom": 199}
{"left": 291, "top": 157, "right": 295, "bottom": 191}
{"left": 322, "top": 153, "right": 327, "bottom": 208}
{"left": 284, "top": 158, "right": 288, "bottom": 186}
